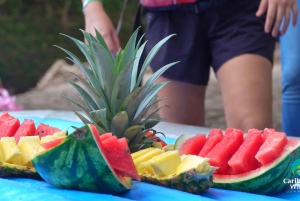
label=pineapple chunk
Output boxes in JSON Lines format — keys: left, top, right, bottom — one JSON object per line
{"left": 0, "top": 143, "right": 5, "bottom": 162}
{"left": 134, "top": 148, "right": 164, "bottom": 168}
{"left": 53, "top": 130, "right": 67, "bottom": 138}
{"left": 176, "top": 155, "right": 211, "bottom": 174}
{"left": 131, "top": 147, "right": 155, "bottom": 160}
{"left": 149, "top": 150, "right": 181, "bottom": 177}
{"left": 138, "top": 160, "right": 155, "bottom": 175}
{"left": 18, "top": 136, "right": 42, "bottom": 166}
{"left": 1, "top": 137, "right": 22, "bottom": 164}
{"left": 40, "top": 136, "right": 56, "bottom": 144}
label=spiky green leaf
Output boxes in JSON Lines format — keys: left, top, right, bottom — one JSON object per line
{"left": 135, "top": 34, "right": 175, "bottom": 89}
{"left": 134, "top": 81, "right": 170, "bottom": 119}
{"left": 130, "top": 41, "right": 147, "bottom": 92}
{"left": 144, "top": 118, "right": 165, "bottom": 129}
{"left": 90, "top": 41, "right": 115, "bottom": 101}
{"left": 111, "top": 111, "right": 129, "bottom": 138}
{"left": 61, "top": 76, "right": 98, "bottom": 111}
{"left": 110, "top": 60, "right": 134, "bottom": 115}
{"left": 123, "top": 125, "right": 144, "bottom": 142}
{"left": 144, "top": 61, "right": 179, "bottom": 86}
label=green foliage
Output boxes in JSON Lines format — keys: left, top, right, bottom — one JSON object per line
{"left": 0, "top": 0, "right": 139, "bottom": 94}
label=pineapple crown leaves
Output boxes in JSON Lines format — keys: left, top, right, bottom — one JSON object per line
{"left": 55, "top": 27, "right": 179, "bottom": 147}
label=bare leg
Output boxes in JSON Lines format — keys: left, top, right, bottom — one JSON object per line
{"left": 216, "top": 54, "right": 273, "bottom": 132}
{"left": 156, "top": 77, "right": 206, "bottom": 126}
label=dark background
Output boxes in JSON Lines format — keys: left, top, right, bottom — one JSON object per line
{"left": 0, "top": 0, "right": 139, "bottom": 94}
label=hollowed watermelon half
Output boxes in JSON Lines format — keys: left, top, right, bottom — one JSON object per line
{"left": 214, "top": 138, "right": 300, "bottom": 195}
{"left": 32, "top": 124, "right": 138, "bottom": 194}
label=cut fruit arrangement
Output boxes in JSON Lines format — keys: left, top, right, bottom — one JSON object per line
{"left": 0, "top": 112, "right": 67, "bottom": 179}
{"left": 1, "top": 27, "right": 299, "bottom": 198}
{"left": 175, "top": 128, "right": 300, "bottom": 195}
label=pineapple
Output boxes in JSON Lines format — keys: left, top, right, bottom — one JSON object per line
{"left": 57, "top": 28, "right": 178, "bottom": 152}
{"left": 132, "top": 149, "right": 217, "bottom": 194}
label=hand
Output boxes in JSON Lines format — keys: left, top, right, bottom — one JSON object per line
{"left": 84, "top": 2, "right": 121, "bottom": 54}
{"left": 256, "top": 0, "right": 298, "bottom": 37}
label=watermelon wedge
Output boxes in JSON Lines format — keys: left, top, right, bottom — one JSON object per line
{"left": 255, "top": 131, "right": 287, "bottom": 165}
{"left": 214, "top": 138, "right": 300, "bottom": 195}
{"left": 206, "top": 128, "right": 244, "bottom": 174}
{"left": 14, "top": 119, "right": 36, "bottom": 143}
{"left": 35, "top": 123, "right": 61, "bottom": 138}
{"left": 178, "top": 134, "right": 206, "bottom": 155}
{"left": 100, "top": 133, "right": 112, "bottom": 141}
{"left": 199, "top": 128, "right": 223, "bottom": 157}
{"left": 228, "top": 129, "right": 263, "bottom": 174}
{"left": 0, "top": 118, "right": 20, "bottom": 138}
{"left": 0, "top": 112, "right": 15, "bottom": 126}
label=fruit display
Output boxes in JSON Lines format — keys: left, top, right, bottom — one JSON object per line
{"left": 0, "top": 112, "right": 65, "bottom": 179}
{"left": 132, "top": 148, "right": 216, "bottom": 194}
{"left": 175, "top": 128, "right": 300, "bottom": 195}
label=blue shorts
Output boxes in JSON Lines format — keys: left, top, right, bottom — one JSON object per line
{"left": 145, "top": 0, "right": 276, "bottom": 86}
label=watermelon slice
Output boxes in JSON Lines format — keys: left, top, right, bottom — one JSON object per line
{"left": 206, "top": 128, "right": 244, "bottom": 174}
{"left": 102, "top": 136, "right": 140, "bottom": 181}
{"left": 100, "top": 133, "right": 112, "bottom": 141}
{"left": 214, "top": 138, "right": 300, "bottom": 195}
{"left": 178, "top": 134, "right": 206, "bottom": 155}
{"left": 198, "top": 128, "right": 223, "bottom": 157}
{"left": 255, "top": 131, "right": 287, "bottom": 165}
{"left": 0, "top": 112, "right": 15, "bottom": 126}
{"left": 228, "top": 129, "right": 263, "bottom": 174}
{"left": 14, "top": 119, "right": 36, "bottom": 143}
{"left": 0, "top": 118, "right": 20, "bottom": 138}
{"left": 262, "top": 128, "right": 275, "bottom": 142}
{"left": 35, "top": 123, "right": 61, "bottom": 138}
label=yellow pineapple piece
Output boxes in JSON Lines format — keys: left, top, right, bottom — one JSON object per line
{"left": 53, "top": 130, "right": 67, "bottom": 138}
{"left": 149, "top": 150, "right": 181, "bottom": 177}
{"left": 0, "top": 143, "right": 5, "bottom": 162}
{"left": 18, "top": 136, "right": 42, "bottom": 166}
{"left": 131, "top": 147, "right": 154, "bottom": 160}
{"left": 134, "top": 148, "right": 164, "bottom": 168}
{"left": 176, "top": 155, "right": 211, "bottom": 174}
{"left": 138, "top": 160, "right": 155, "bottom": 174}
{"left": 40, "top": 136, "right": 56, "bottom": 144}
{"left": 1, "top": 137, "right": 22, "bottom": 164}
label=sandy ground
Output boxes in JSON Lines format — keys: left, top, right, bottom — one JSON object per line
{"left": 15, "top": 44, "right": 282, "bottom": 131}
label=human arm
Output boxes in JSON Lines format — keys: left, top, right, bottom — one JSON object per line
{"left": 256, "top": 0, "right": 298, "bottom": 37}
{"left": 82, "top": 0, "right": 121, "bottom": 54}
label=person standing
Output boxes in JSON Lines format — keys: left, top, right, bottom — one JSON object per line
{"left": 280, "top": 0, "right": 300, "bottom": 136}
{"left": 82, "top": 0, "right": 298, "bottom": 132}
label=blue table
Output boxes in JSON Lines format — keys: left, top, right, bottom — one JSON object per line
{"left": 0, "top": 110, "right": 299, "bottom": 201}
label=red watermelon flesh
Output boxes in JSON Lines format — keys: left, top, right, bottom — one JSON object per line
{"left": 102, "top": 137, "right": 140, "bottom": 181}
{"left": 179, "top": 134, "right": 206, "bottom": 155}
{"left": 228, "top": 128, "right": 263, "bottom": 174}
{"left": 206, "top": 128, "right": 244, "bottom": 174}
{"left": 100, "top": 133, "right": 112, "bottom": 141}
{"left": 14, "top": 119, "right": 36, "bottom": 143}
{"left": 199, "top": 128, "right": 223, "bottom": 157}
{"left": 89, "top": 124, "right": 140, "bottom": 181}
{"left": 0, "top": 112, "right": 15, "bottom": 126}
{"left": 255, "top": 131, "right": 287, "bottom": 165}
{"left": 102, "top": 135, "right": 117, "bottom": 144}
{"left": 262, "top": 128, "right": 275, "bottom": 142}
{"left": 0, "top": 118, "right": 20, "bottom": 138}
{"left": 35, "top": 123, "right": 61, "bottom": 138}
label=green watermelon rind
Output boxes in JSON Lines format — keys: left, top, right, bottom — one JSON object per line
{"left": 32, "top": 124, "right": 128, "bottom": 194}
{"left": 213, "top": 140, "right": 300, "bottom": 195}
